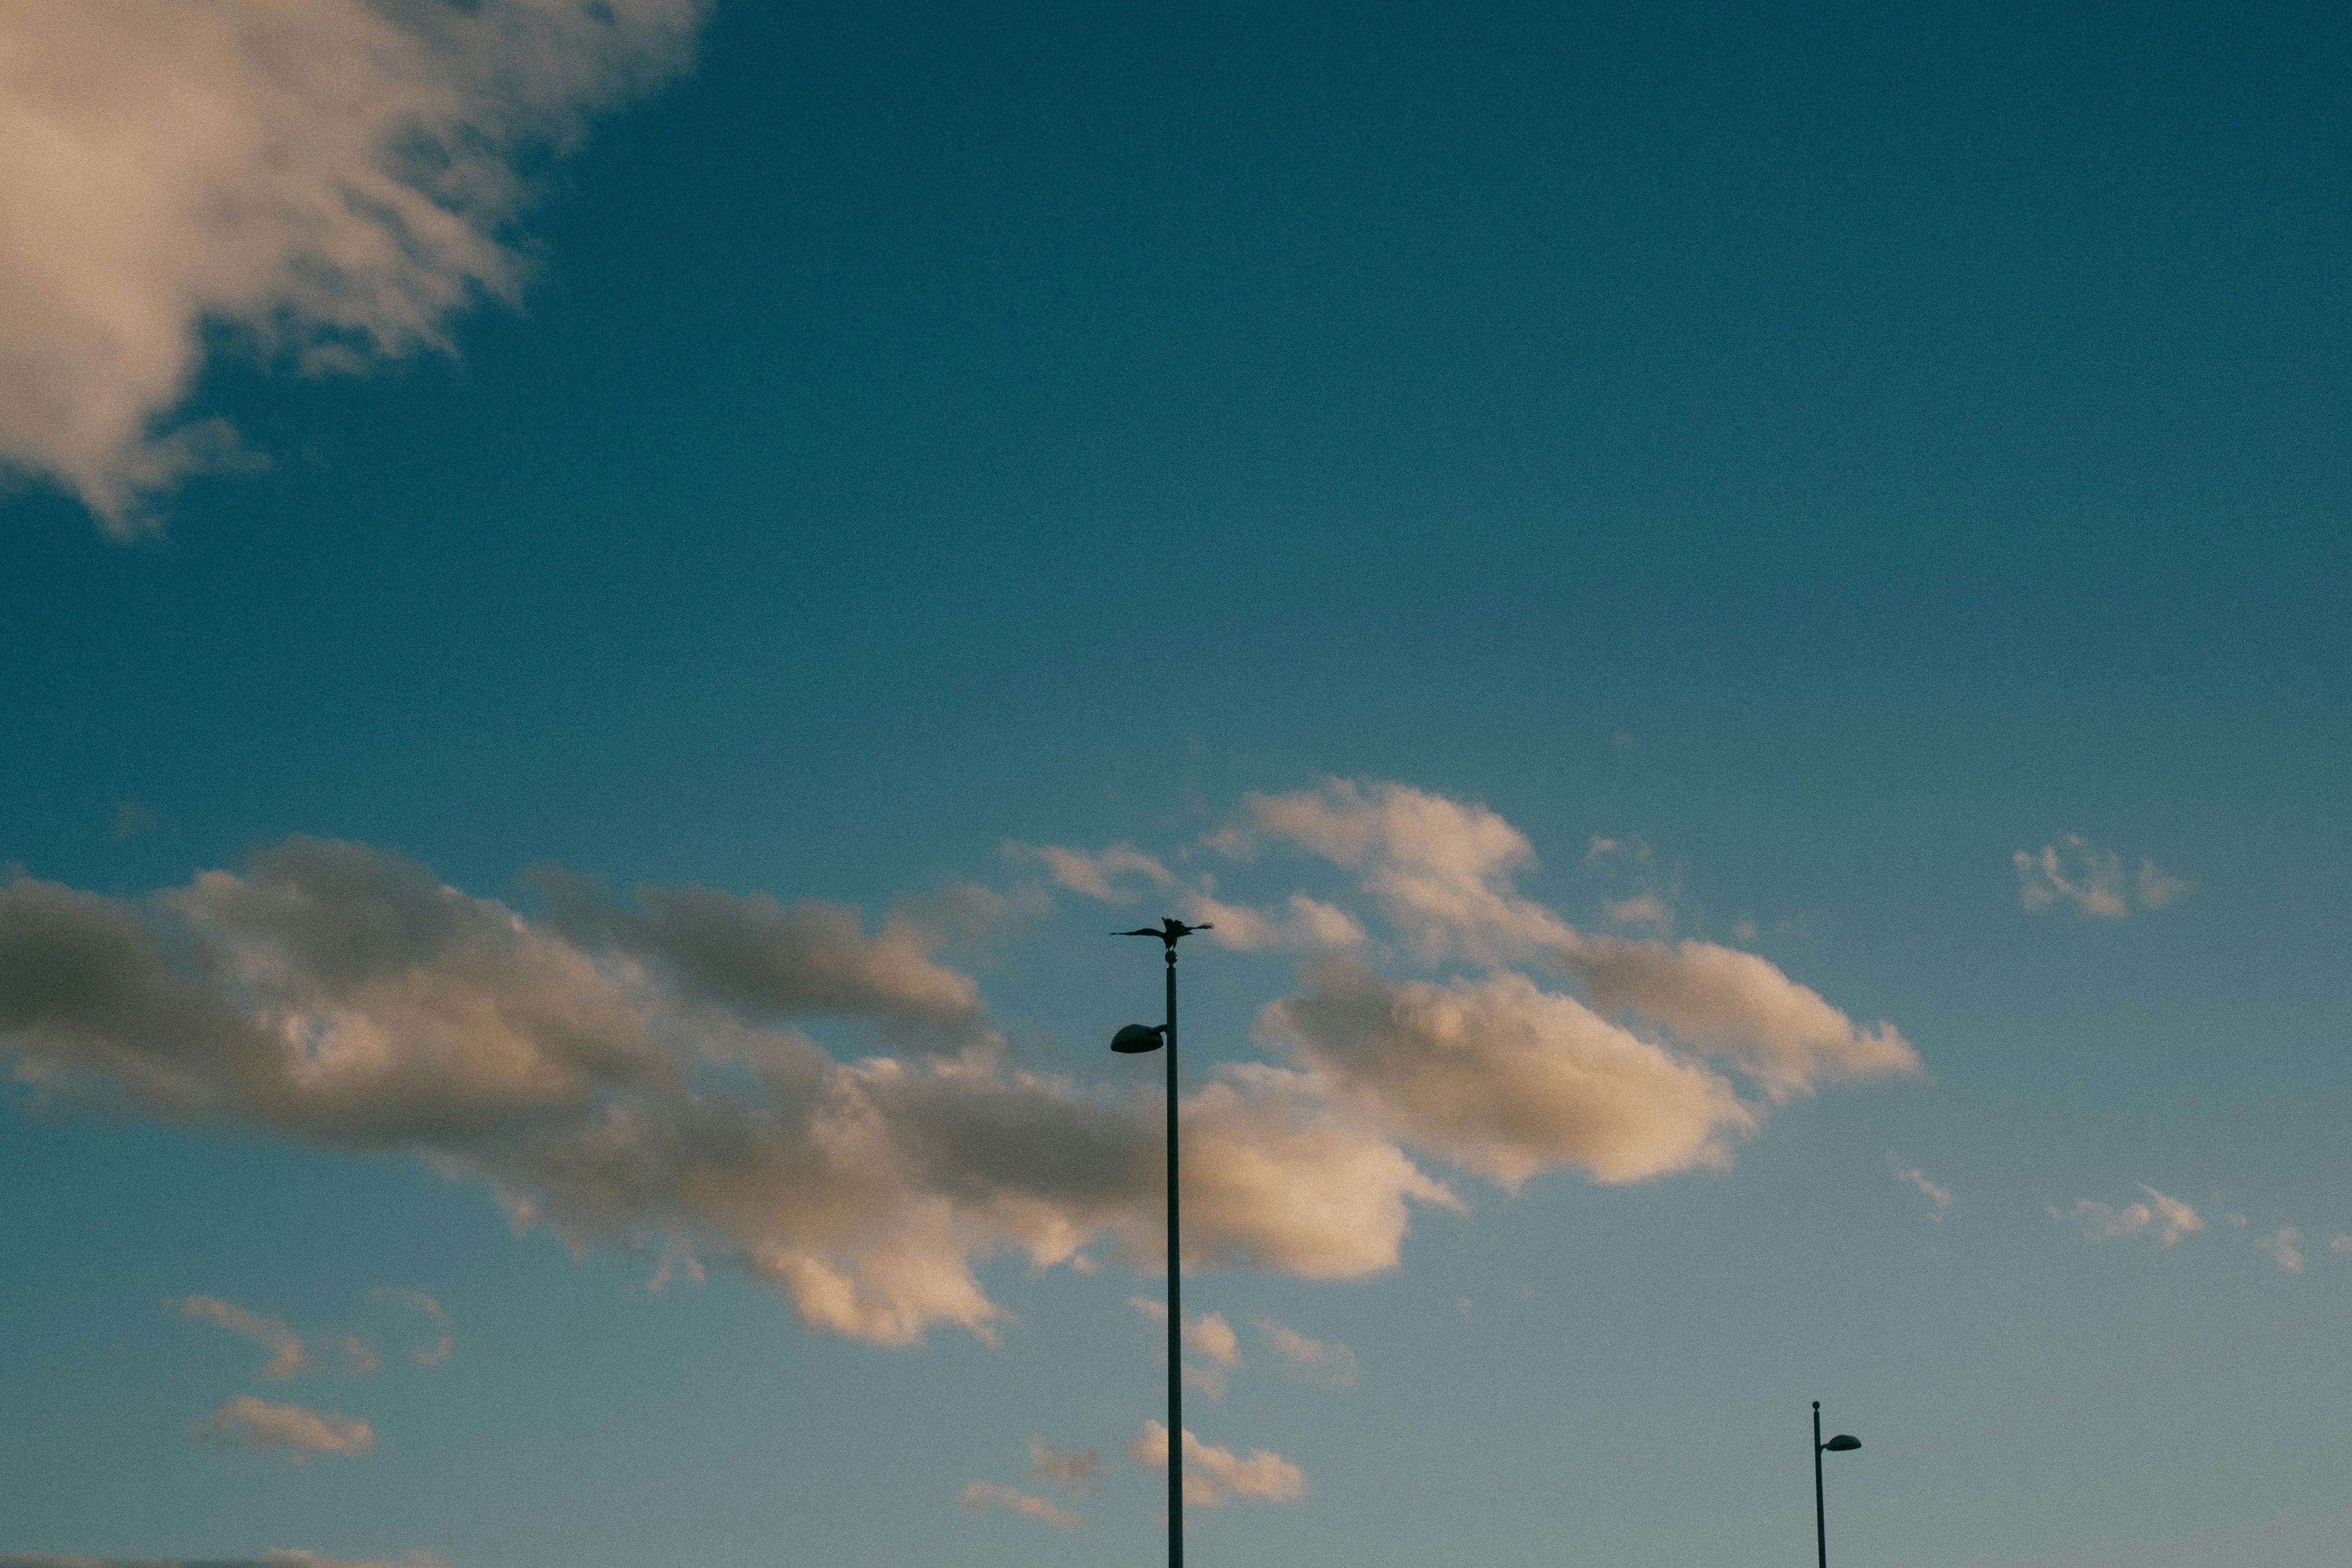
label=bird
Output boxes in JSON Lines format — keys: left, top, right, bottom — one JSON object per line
{"left": 1113, "top": 917, "right": 1213, "bottom": 947}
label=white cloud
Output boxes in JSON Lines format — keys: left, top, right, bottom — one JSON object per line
{"left": 2015, "top": 835, "right": 2191, "bottom": 917}
{"left": 1254, "top": 1316, "right": 1358, "bottom": 1388}
{"left": 1259, "top": 959, "right": 1755, "bottom": 1188}
{"left": 1132, "top": 1421, "right": 1305, "bottom": 1507}
{"left": 0, "top": 0, "right": 707, "bottom": 531}
{"left": 2255, "top": 1227, "right": 2304, "bottom": 1273}
{"left": 190, "top": 1396, "right": 373, "bottom": 1463}
{"left": 2057, "top": 1185, "right": 2203, "bottom": 1246}
{"left": 0, "top": 786, "right": 1910, "bottom": 1351}
{"left": 1240, "top": 779, "right": 1575, "bottom": 966}
{"left": 1009, "top": 842, "right": 1175, "bottom": 905}
{"left": 1240, "top": 781, "right": 1917, "bottom": 1101}
{"left": 0, "top": 839, "right": 1457, "bottom": 1348}
{"left": 2329, "top": 1233, "right": 2351, "bottom": 1256}
{"left": 1889, "top": 1158, "right": 1953, "bottom": 1220}
{"left": 1027, "top": 1437, "right": 1100, "bottom": 1491}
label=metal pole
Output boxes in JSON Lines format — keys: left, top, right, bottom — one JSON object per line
{"left": 1814, "top": 1401, "right": 1826, "bottom": 1568}
{"left": 1165, "top": 944, "right": 1183, "bottom": 1568}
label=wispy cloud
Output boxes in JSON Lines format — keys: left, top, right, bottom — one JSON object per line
{"left": 1128, "top": 1299, "right": 1243, "bottom": 1398}
{"left": 2056, "top": 1185, "right": 2203, "bottom": 1246}
{"left": 0, "top": 1, "right": 707, "bottom": 531}
{"left": 1027, "top": 1438, "right": 1100, "bottom": 1491}
{"left": 1255, "top": 1317, "right": 1359, "bottom": 1388}
{"left": 1006, "top": 842, "right": 1175, "bottom": 905}
{"left": 371, "top": 1288, "right": 453, "bottom": 1368}
{"left": 172, "top": 1296, "right": 311, "bottom": 1379}
{"left": 2255, "top": 1227, "right": 2304, "bottom": 1273}
{"left": 169, "top": 1297, "right": 374, "bottom": 1379}
{"left": 1133, "top": 1421, "right": 1305, "bottom": 1507}
{"left": 959, "top": 1481, "right": 1079, "bottom": 1529}
{"left": 190, "top": 1396, "right": 373, "bottom": 1463}
{"left": 2015, "top": 835, "right": 2192, "bottom": 918}
{"left": 1889, "top": 1158, "right": 1953, "bottom": 1220}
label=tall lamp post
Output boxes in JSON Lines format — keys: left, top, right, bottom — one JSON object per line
{"left": 1111, "top": 916, "right": 1210, "bottom": 1568}
{"left": 1812, "top": 1401, "right": 1862, "bottom": 1568}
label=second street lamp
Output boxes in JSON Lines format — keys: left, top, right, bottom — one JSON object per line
{"left": 1111, "top": 916, "right": 1210, "bottom": 1568}
{"left": 1812, "top": 1400, "right": 1863, "bottom": 1568}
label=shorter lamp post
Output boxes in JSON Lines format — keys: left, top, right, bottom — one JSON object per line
{"left": 1812, "top": 1401, "right": 1861, "bottom": 1568}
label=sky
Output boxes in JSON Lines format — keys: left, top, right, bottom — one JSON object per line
{"left": 2, "top": 2, "right": 2350, "bottom": 1566}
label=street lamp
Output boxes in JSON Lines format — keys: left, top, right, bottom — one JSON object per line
{"left": 1111, "top": 916, "right": 1210, "bottom": 1568}
{"left": 1812, "top": 1400, "right": 1862, "bottom": 1568}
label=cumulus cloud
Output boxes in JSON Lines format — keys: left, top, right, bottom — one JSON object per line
{"left": 0, "top": 0, "right": 707, "bottom": 531}
{"left": 2255, "top": 1227, "right": 2304, "bottom": 1273}
{"left": 959, "top": 1481, "right": 1079, "bottom": 1529}
{"left": 2057, "top": 1185, "right": 2203, "bottom": 1246}
{"left": 0, "top": 1555, "right": 443, "bottom": 1568}
{"left": 2015, "top": 837, "right": 2192, "bottom": 917}
{"left": 190, "top": 1396, "right": 372, "bottom": 1463}
{"left": 1889, "top": 1158, "right": 1953, "bottom": 1220}
{"left": 529, "top": 871, "right": 987, "bottom": 1046}
{"left": 1133, "top": 1421, "right": 1305, "bottom": 1507}
{"left": 1259, "top": 960, "right": 1754, "bottom": 1188}
{"left": 1255, "top": 1316, "right": 1358, "bottom": 1388}
{"left": 1238, "top": 781, "right": 1917, "bottom": 1101}
{"left": 1, "top": 786, "right": 1910, "bottom": 1350}
{"left": 1027, "top": 1438, "right": 1100, "bottom": 1491}
{"left": 0, "top": 839, "right": 1453, "bottom": 1348}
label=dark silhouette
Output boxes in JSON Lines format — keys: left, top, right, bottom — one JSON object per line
{"left": 1110, "top": 917, "right": 1208, "bottom": 1567}
{"left": 1813, "top": 1400, "right": 1863, "bottom": 1567}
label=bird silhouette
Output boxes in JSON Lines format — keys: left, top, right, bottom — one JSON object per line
{"left": 1113, "top": 917, "right": 1212, "bottom": 948}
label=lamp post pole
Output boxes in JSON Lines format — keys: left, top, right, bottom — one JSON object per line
{"left": 1812, "top": 1401, "right": 1862, "bottom": 1568}
{"left": 1813, "top": 1401, "right": 1827, "bottom": 1568}
{"left": 1112, "top": 917, "right": 1211, "bottom": 1568}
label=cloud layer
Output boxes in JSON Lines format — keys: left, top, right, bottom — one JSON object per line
{"left": 2, "top": 782, "right": 1916, "bottom": 1348}
{"left": 0, "top": 0, "right": 706, "bottom": 529}
{"left": 0, "top": 837, "right": 1446, "bottom": 1345}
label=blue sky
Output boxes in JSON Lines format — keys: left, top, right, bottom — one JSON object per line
{"left": 2, "top": 3, "right": 2349, "bottom": 1566}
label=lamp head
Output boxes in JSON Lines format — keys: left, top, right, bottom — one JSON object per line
{"left": 1823, "top": 1434, "right": 1861, "bottom": 1452}
{"left": 1112, "top": 1023, "right": 1167, "bottom": 1054}
{"left": 1114, "top": 918, "right": 1213, "bottom": 949}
